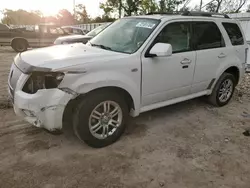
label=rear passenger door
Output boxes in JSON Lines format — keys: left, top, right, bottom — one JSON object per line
{"left": 191, "top": 21, "right": 228, "bottom": 93}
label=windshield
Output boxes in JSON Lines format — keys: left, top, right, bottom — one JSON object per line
{"left": 89, "top": 18, "right": 160, "bottom": 54}
{"left": 86, "top": 24, "right": 109, "bottom": 37}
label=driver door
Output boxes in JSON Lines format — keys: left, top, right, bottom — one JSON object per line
{"left": 141, "top": 21, "right": 196, "bottom": 106}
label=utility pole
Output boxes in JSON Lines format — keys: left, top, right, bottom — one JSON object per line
{"left": 73, "top": 0, "right": 76, "bottom": 23}
{"left": 199, "top": 0, "right": 203, "bottom": 11}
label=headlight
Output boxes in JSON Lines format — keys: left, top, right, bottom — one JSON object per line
{"left": 22, "top": 71, "right": 65, "bottom": 94}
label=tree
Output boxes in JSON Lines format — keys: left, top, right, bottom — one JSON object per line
{"left": 206, "top": 2, "right": 217, "bottom": 12}
{"left": 100, "top": 0, "right": 122, "bottom": 18}
{"left": 159, "top": 0, "right": 167, "bottom": 12}
{"left": 57, "top": 9, "right": 74, "bottom": 25}
{"left": 91, "top": 15, "right": 116, "bottom": 23}
{"left": 158, "top": 0, "right": 186, "bottom": 12}
{"left": 222, "top": 0, "right": 247, "bottom": 13}
{"left": 122, "top": 0, "right": 141, "bottom": 16}
{"left": 204, "top": 0, "right": 247, "bottom": 13}
{"left": 1, "top": 9, "right": 41, "bottom": 24}
{"left": 100, "top": 0, "right": 186, "bottom": 17}
{"left": 75, "top": 4, "right": 89, "bottom": 23}
{"left": 140, "top": 0, "right": 158, "bottom": 14}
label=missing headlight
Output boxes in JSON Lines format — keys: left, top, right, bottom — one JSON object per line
{"left": 22, "top": 72, "right": 65, "bottom": 94}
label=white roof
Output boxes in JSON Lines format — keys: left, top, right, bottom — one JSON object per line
{"left": 129, "top": 14, "right": 232, "bottom": 21}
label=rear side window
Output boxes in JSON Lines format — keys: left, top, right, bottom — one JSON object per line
{"left": 193, "top": 22, "right": 224, "bottom": 50}
{"left": 222, "top": 23, "right": 244, "bottom": 45}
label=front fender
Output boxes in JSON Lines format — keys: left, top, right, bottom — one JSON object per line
{"left": 61, "top": 71, "right": 141, "bottom": 116}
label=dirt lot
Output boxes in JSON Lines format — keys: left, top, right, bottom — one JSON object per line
{"left": 0, "top": 46, "right": 250, "bottom": 188}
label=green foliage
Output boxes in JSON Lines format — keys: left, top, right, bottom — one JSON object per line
{"left": 1, "top": 5, "right": 115, "bottom": 25}
{"left": 100, "top": 0, "right": 186, "bottom": 17}
{"left": 1, "top": 9, "right": 41, "bottom": 25}
{"left": 75, "top": 4, "right": 89, "bottom": 23}
{"left": 140, "top": 0, "right": 158, "bottom": 14}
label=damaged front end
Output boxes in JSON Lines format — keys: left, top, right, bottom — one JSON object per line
{"left": 9, "top": 54, "right": 78, "bottom": 132}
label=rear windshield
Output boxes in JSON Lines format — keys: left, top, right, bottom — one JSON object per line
{"left": 222, "top": 23, "right": 244, "bottom": 46}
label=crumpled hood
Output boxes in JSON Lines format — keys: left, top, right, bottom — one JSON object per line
{"left": 19, "top": 43, "right": 126, "bottom": 71}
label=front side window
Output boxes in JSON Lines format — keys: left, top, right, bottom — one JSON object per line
{"left": 222, "top": 22, "right": 244, "bottom": 45}
{"left": 193, "top": 22, "right": 224, "bottom": 50}
{"left": 154, "top": 22, "right": 191, "bottom": 53}
{"left": 89, "top": 18, "right": 160, "bottom": 54}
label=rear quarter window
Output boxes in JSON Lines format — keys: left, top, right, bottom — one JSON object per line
{"left": 222, "top": 23, "right": 244, "bottom": 45}
{"left": 193, "top": 22, "right": 225, "bottom": 50}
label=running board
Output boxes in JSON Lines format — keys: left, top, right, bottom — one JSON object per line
{"left": 140, "top": 90, "right": 210, "bottom": 113}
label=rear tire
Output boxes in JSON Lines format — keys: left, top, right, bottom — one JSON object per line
{"left": 11, "top": 39, "right": 28, "bottom": 52}
{"left": 73, "top": 90, "right": 128, "bottom": 148}
{"left": 208, "top": 72, "right": 236, "bottom": 107}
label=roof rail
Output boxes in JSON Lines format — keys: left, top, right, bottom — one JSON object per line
{"left": 146, "top": 11, "right": 230, "bottom": 19}
{"left": 146, "top": 12, "right": 180, "bottom": 15}
{"left": 181, "top": 11, "right": 230, "bottom": 19}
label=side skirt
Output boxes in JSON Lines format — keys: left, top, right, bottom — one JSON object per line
{"left": 140, "top": 90, "right": 210, "bottom": 113}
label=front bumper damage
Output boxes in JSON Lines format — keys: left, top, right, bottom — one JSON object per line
{"left": 9, "top": 73, "right": 76, "bottom": 131}
{"left": 8, "top": 56, "right": 77, "bottom": 132}
{"left": 13, "top": 88, "right": 75, "bottom": 131}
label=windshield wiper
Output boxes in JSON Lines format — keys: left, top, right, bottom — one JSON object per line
{"left": 90, "top": 42, "right": 112, "bottom": 50}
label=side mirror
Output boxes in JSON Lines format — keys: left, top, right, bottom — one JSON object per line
{"left": 149, "top": 43, "right": 172, "bottom": 57}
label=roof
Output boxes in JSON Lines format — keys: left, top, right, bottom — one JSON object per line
{"left": 128, "top": 11, "right": 231, "bottom": 21}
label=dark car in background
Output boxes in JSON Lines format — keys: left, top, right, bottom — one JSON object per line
{"left": 62, "top": 26, "right": 88, "bottom": 35}
{"left": 54, "top": 23, "right": 111, "bottom": 45}
{"left": 0, "top": 23, "right": 68, "bottom": 52}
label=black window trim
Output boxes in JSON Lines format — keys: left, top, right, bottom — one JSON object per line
{"left": 145, "top": 21, "right": 194, "bottom": 58}
{"left": 192, "top": 21, "right": 226, "bottom": 51}
{"left": 222, "top": 22, "right": 244, "bottom": 46}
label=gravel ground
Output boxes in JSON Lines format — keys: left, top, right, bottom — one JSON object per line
{"left": 1, "top": 46, "right": 250, "bottom": 188}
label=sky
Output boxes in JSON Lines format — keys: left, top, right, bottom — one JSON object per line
{"left": 1, "top": 0, "right": 247, "bottom": 19}
{"left": 1, "top": 0, "right": 106, "bottom": 17}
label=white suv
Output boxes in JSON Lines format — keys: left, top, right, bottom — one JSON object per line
{"left": 8, "top": 12, "right": 248, "bottom": 147}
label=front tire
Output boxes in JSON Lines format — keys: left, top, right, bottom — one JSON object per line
{"left": 208, "top": 72, "right": 236, "bottom": 106}
{"left": 73, "top": 90, "right": 128, "bottom": 148}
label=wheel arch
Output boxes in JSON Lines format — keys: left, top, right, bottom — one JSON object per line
{"left": 223, "top": 66, "right": 240, "bottom": 85}
{"left": 212, "top": 65, "right": 242, "bottom": 92}
{"left": 62, "top": 86, "right": 138, "bottom": 130}
{"left": 11, "top": 37, "right": 29, "bottom": 46}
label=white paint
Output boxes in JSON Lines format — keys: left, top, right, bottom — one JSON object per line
{"left": 149, "top": 43, "right": 172, "bottom": 57}
{"left": 10, "top": 15, "right": 247, "bottom": 131}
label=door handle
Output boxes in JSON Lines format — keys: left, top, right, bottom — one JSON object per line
{"left": 180, "top": 58, "right": 192, "bottom": 65}
{"left": 218, "top": 53, "right": 226, "bottom": 58}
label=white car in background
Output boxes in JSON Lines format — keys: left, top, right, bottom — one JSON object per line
{"left": 54, "top": 23, "right": 111, "bottom": 45}
{"left": 8, "top": 11, "right": 248, "bottom": 148}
